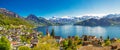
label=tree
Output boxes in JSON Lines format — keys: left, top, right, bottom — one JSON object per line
{"left": 107, "top": 36, "right": 110, "bottom": 40}
{"left": 63, "top": 40, "right": 69, "bottom": 49}
{"left": 18, "top": 46, "right": 31, "bottom": 50}
{"left": 33, "top": 36, "right": 59, "bottom": 50}
{"left": 51, "top": 29, "right": 55, "bottom": 37}
{"left": 0, "top": 36, "right": 11, "bottom": 50}
{"left": 20, "top": 35, "right": 27, "bottom": 43}
{"left": 20, "top": 35, "right": 31, "bottom": 44}
{"left": 66, "top": 47, "right": 72, "bottom": 50}
{"left": 104, "top": 36, "right": 111, "bottom": 46}
{"left": 68, "top": 39, "right": 73, "bottom": 47}
{"left": 100, "top": 36, "right": 103, "bottom": 39}
{"left": 105, "top": 40, "right": 111, "bottom": 46}
{"left": 62, "top": 39, "right": 77, "bottom": 50}
{"left": 84, "top": 35, "right": 88, "bottom": 41}
{"left": 75, "top": 35, "right": 79, "bottom": 41}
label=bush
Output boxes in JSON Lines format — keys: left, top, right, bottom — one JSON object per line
{"left": 0, "top": 36, "right": 11, "bottom": 50}
{"left": 104, "top": 40, "right": 111, "bottom": 46}
{"left": 33, "top": 36, "right": 59, "bottom": 50}
{"left": 18, "top": 46, "right": 31, "bottom": 50}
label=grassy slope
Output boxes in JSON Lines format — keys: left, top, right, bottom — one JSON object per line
{"left": 0, "top": 14, "right": 33, "bottom": 28}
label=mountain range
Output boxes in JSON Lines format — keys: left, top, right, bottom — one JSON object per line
{"left": 25, "top": 14, "right": 60, "bottom": 26}
{"left": 74, "top": 14, "right": 120, "bottom": 26}
{"left": 0, "top": 8, "right": 60, "bottom": 26}
{"left": 48, "top": 16, "right": 101, "bottom": 25}
{"left": 0, "top": 8, "right": 120, "bottom": 26}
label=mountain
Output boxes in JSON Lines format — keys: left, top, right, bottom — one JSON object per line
{"left": 104, "top": 14, "right": 120, "bottom": 19}
{"left": 0, "top": 8, "right": 33, "bottom": 27}
{"left": 74, "top": 14, "right": 120, "bottom": 26}
{"left": 0, "top": 8, "right": 20, "bottom": 18}
{"left": 0, "top": 8, "right": 60, "bottom": 26}
{"left": 26, "top": 14, "right": 58, "bottom": 26}
{"left": 0, "top": 14, "right": 33, "bottom": 27}
{"left": 74, "top": 18, "right": 111, "bottom": 26}
{"left": 2, "top": 8, "right": 120, "bottom": 26}
{"left": 26, "top": 14, "right": 40, "bottom": 22}
{"left": 49, "top": 16, "right": 75, "bottom": 24}
{"left": 48, "top": 16, "right": 101, "bottom": 25}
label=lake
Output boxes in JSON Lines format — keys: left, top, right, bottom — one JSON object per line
{"left": 36, "top": 25, "right": 120, "bottom": 39}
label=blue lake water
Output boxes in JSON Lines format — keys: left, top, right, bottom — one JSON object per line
{"left": 36, "top": 25, "right": 120, "bottom": 39}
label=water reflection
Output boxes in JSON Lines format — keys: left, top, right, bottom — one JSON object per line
{"left": 85, "top": 26, "right": 106, "bottom": 38}
{"left": 37, "top": 25, "right": 120, "bottom": 39}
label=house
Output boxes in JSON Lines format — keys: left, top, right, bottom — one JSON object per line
{"left": 82, "top": 35, "right": 88, "bottom": 41}
{"left": 54, "top": 36, "right": 63, "bottom": 43}
{"left": 111, "top": 38, "right": 117, "bottom": 43}
{"left": 82, "top": 35, "right": 102, "bottom": 46}
{"left": 30, "top": 38, "right": 38, "bottom": 48}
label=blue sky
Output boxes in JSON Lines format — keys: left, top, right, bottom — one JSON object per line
{"left": 0, "top": 0, "right": 120, "bottom": 17}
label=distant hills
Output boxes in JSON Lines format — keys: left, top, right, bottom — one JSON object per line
{"left": 0, "top": 8, "right": 60, "bottom": 27}
{"left": 48, "top": 16, "right": 101, "bottom": 25}
{"left": 26, "top": 14, "right": 60, "bottom": 26}
{"left": 0, "top": 8, "right": 120, "bottom": 26}
{"left": 49, "top": 16, "right": 76, "bottom": 24}
{"left": 74, "top": 14, "right": 120, "bottom": 26}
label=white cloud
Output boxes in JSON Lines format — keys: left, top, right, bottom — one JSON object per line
{"left": 82, "top": 14, "right": 107, "bottom": 17}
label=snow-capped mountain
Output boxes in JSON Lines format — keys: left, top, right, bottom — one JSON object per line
{"left": 47, "top": 14, "right": 120, "bottom": 25}
{"left": 48, "top": 16, "right": 101, "bottom": 24}
{"left": 49, "top": 16, "right": 75, "bottom": 24}
{"left": 74, "top": 14, "right": 120, "bottom": 26}
{"left": 104, "top": 14, "right": 120, "bottom": 19}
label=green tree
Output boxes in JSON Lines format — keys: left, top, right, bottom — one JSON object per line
{"left": 20, "top": 35, "right": 26, "bottom": 43}
{"left": 104, "top": 36, "right": 111, "bottom": 46}
{"left": 107, "top": 36, "right": 110, "bottom": 40}
{"left": 66, "top": 47, "right": 72, "bottom": 50}
{"left": 68, "top": 39, "right": 73, "bottom": 47}
{"left": 51, "top": 29, "right": 55, "bottom": 37}
{"left": 63, "top": 40, "right": 68, "bottom": 49}
{"left": 18, "top": 46, "right": 31, "bottom": 50}
{"left": 75, "top": 35, "right": 79, "bottom": 41}
{"left": 33, "top": 36, "right": 59, "bottom": 50}
{"left": 105, "top": 40, "right": 111, "bottom": 46}
{"left": 20, "top": 35, "right": 31, "bottom": 44}
{"left": 0, "top": 36, "right": 11, "bottom": 50}
{"left": 63, "top": 39, "right": 77, "bottom": 50}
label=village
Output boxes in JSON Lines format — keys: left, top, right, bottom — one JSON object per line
{"left": 0, "top": 26, "right": 120, "bottom": 50}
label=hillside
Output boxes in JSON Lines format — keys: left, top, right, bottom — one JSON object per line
{"left": 0, "top": 8, "right": 20, "bottom": 17}
{"left": 0, "top": 14, "right": 33, "bottom": 28}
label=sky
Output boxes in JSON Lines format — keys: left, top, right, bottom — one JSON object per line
{"left": 0, "top": 0, "right": 120, "bottom": 17}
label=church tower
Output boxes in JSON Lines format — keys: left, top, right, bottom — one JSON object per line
{"left": 46, "top": 28, "right": 50, "bottom": 36}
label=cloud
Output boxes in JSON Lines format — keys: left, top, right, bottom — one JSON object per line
{"left": 82, "top": 14, "right": 107, "bottom": 17}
